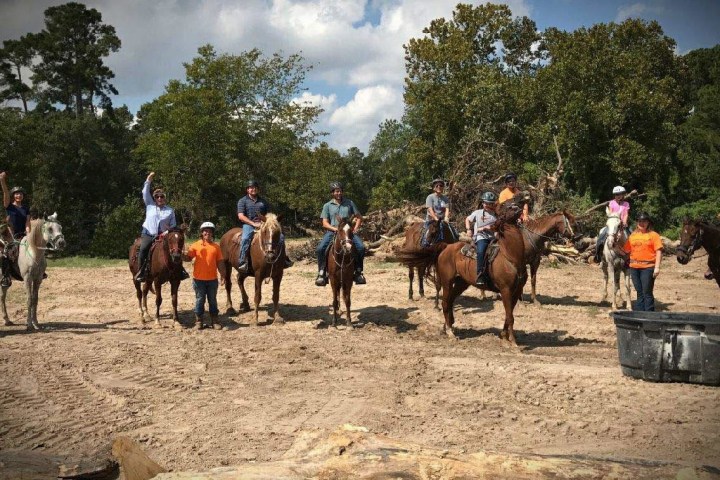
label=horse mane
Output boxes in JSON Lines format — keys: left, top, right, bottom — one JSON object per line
{"left": 261, "top": 213, "right": 280, "bottom": 234}
{"left": 28, "top": 218, "right": 45, "bottom": 248}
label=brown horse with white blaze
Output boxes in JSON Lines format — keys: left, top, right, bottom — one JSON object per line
{"left": 326, "top": 216, "right": 356, "bottom": 327}
{"left": 129, "top": 227, "right": 186, "bottom": 327}
{"left": 677, "top": 219, "right": 720, "bottom": 289}
{"left": 219, "top": 213, "right": 287, "bottom": 326}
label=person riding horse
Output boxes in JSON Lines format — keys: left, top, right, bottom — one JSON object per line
{"left": 0, "top": 171, "right": 31, "bottom": 287}
{"left": 465, "top": 191, "right": 498, "bottom": 286}
{"left": 134, "top": 172, "right": 190, "bottom": 282}
{"left": 236, "top": 179, "right": 292, "bottom": 273}
{"left": 424, "top": 178, "right": 451, "bottom": 245}
{"left": 594, "top": 185, "right": 631, "bottom": 263}
{"left": 498, "top": 172, "right": 529, "bottom": 223}
{"left": 315, "top": 181, "right": 366, "bottom": 286}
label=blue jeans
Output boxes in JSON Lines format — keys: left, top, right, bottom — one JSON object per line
{"left": 239, "top": 224, "right": 286, "bottom": 265}
{"left": 629, "top": 267, "right": 655, "bottom": 311}
{"left": 475, "top": 238, "right": 491, "bottom": 276}
{"left": 193, "top": 279, "right": 219, "bottom": 315}
{"left": 316, "top": 231, "right": 365, "bottom": 272}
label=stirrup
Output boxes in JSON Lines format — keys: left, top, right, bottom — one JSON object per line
{"left": 284, "top": 258, "right": 294, "bottom": 268}
{"left": 238, "top": 262, "right": 248, "bottom": 273}
{"left": 315, "top": 273, "right": 327, "bottom": 287}
{"left": 475, "top": 274, "right": 485, "bottom": 287}
{"left": 180, "top": 268, "right": 190, "bottom": 280}
{"left": 0, "top": 276, "right": 11, "bottom": 288}
{"left": 353, "top": 271, "right": 366, "bottom": 285}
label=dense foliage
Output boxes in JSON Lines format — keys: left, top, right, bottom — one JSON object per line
{"left": 0, "top": 2, "right": 718, "bottom": 256}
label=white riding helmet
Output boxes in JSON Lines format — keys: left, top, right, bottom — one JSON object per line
{"left": 612, "top": 186, "right": 626, "bottom": 195}
{"left": 199, "top": 221, "right": 215, "bottom": 232}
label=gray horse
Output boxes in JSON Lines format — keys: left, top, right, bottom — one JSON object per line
{"left": 1, "top": 213, "right": 66, "bottom": 330}
{"left": 600, "top": 214, "right": 630, "bottom": 310}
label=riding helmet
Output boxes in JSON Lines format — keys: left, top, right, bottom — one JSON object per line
{"left": 199, "top": 221, "right": 216, "bottom": 232}
{"left": 246, "top": 179, "right": 260, "bottom": 189}
{"left": 431, "top": 178, "right": 445, "bottom": 188}
{"left": 9, "top": 186, "right": 25, "bottom": 195}
{"left": 636, "top": 212, "right": 652, "bottom": 223}
{"left": 481, "top": 191, "right": 498, "bottom": 203}
{"left": 330, "top": 181, "right": 343, "bottom": 192}
{"left": 504, "top": 172, "right": 517, "bottom": 183}
{"left": 612, "top": 186, "right": 626, "bottom": 195}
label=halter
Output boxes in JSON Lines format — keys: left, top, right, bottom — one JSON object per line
{"left": 332, "top": 224, "right": 355, "bottom": 282}
{"left": 41, "top": 220, "right": 66, "bottom": 251}
{"left": 677, "top": 224, "right": 704, "bottom": 257}
{"left": 258, "top": 222, "right": 281, "bottom": 265}
{"left": 521, "top": 213, "right": 575, "bottom": 243}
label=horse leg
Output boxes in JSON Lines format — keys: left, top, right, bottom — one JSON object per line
{"left": 133, "top": 280, "right": 145, "bottom": 323}
{"left": 343, "top": 283, "right": 353, "bottom": 328}
{"left": 252, "top": 275, "right": 262, "bottom": 326}
{"left": 24, "top": 279, "right": 34, "bottom": 331}
{"left": 331, "top": 280, "right": 340, "bottom": 328}
{"left": 623, "top": 268, "right": 632, "bottom": 310}
{"left": 170, "top": 280, "right": 181, "bottom": 328}
{"left": 601, "top": 259, "right": 609, "bottom": 304}
{"left": 418, "top": 266, "right": 425, "bottom": 298}
{"left": 499, "top": 287, "right": 517, "bottom": 345}
{"left": 270, "top": 276, "right": 283, "bottom": 325}
{"left": 408, "top": 266, "right": 414, "bottom": 300}
{"left": 238, "top": 274, "right": 251, "bottom": 313}
{"left": 141, "top": 282, "right": 152, "bottom": 323}
{"left": 529, "top": 259, "right": 540, "bottom": 305}
{"left": 611, "top": 264, "right": 620, "bottom": 310}
{"left": 442, "top": 278, "right": 467, "bottom": 339}
{"left": 1, "top": 285, "right": 12, "bottom": 325}
{"left": 224, "top": 261, "right": 235, "bottom": 315}
{"left": 154, "top": 280, "right": 163, "bottom": 327}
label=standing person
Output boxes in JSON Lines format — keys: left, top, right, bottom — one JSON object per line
{"left": 594, "top": 186, "right": 631, "bottom": 263}
{"left": 465, "top": 191, "right": 498, "bottom": 286}
{"left": 315, "top": 181, "right": 366, "bottom": 286}
{"left": 135, "top": 172, "right": 189, "bottom": 282}
{"left": 236, "top": 179, "right": 291, "bottom": 273}
{"left": 0, "top": 171, "right": 30, "bottom": 287}
{"left": 498, "top": 172, "right": 529, "bottom": 222}
{"left": 184, "top": 222, "right": 226, "bottom": 329}
{"left": 622, "top": 212, "right": 663, "bottom": 311}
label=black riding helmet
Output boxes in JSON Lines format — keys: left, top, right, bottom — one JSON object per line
{"left": 504, "top": 172, "right": 517, "bottom": 183}
{"left": 246, "top": 179, "right": 259, "bottom": 189}
{"left": 330, "top": 181, "right": 343, "bottom": 193}
{"left": 636, "top": 212, "right": 653, "bottom": 223}
{"left": 431, "top": 178, "right": 445, "bottom": 188}
{"left": 10, "top": 186, "right": 25, "bottom": 195}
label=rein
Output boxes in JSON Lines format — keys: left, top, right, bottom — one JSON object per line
{"left": 332, "top": 228, "right": 355, "bottom": 282}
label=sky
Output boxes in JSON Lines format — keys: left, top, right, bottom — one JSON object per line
{"left": 1, "top": 0, "right": 719, "bottom": 154}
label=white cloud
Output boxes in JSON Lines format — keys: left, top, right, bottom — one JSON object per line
{"left": 615, "top": 3, "right": 665, "bottom": 22}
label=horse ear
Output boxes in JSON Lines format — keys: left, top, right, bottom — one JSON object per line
{"left": 180, "top": 223, "right": 188, "bottom": 232}
{"left": 276, "top": 213, "right": 284, "bottom": 223}
{"left": 47, "top": 212, "right": 58, "bottom": 222}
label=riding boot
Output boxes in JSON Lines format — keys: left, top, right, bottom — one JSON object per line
{"left": 180, "top": 267, "right": 190, "bottom": 280}
{"left": 315, "top": 270, "right": 327, "bottom": 287}
{"left": 353, "top": 270, "right": 366, "bottom": 285}
{"left": 210, "top": 313, "right": 223, "bottom": 330}
{"left": 284, "top": 257, "right": 294, "bottom": 268}
{"left": 0, "top": 276, "right": 10, "bottom": 288}
{"left": 195, "top": 313, "right": 205, "bottom": 329}
{"left": 134, "top": 262, "right": 147, "bottom": 282}
{"left": 475, "top": 271, "right": 485, "bottom": 287}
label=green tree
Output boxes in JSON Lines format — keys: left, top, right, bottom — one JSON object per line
{"left": 30, "top": 2, "right": 121, "bottom": 114}
{"left": 0, "top": 38, "right": 34, "bottom": 112}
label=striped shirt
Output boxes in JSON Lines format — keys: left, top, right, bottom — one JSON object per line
{"left": 237, "top": 195, "right": 270, "bottom": 222}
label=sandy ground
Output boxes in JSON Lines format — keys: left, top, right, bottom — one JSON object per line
{"left": 0, "top": 252, "right": 719, "bottom": 476}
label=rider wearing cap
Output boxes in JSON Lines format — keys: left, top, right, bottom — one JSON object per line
{"left": 465, "top": 191, "right": 498, "bottom": 286}
{"left": 622, "top": 212, "right": 663, "bottom": 311}
{"left": 0, "top": 171, "right": 30, "bottom": 287}
{"left": 314, "top": 181, "right": 366, "bottom": 286}
{"left": 498, "top": 172, "right": 529, "bottom": 222}
{"left": 236, "top": 179, "right": 291, "bottom": 273}
{"left": 426, "top": 178, "right": 450, "bottom": 224}
{"left": 184, "top": 222, "right": 226, "bottom": 329}
{"left": 135, "top": 172, "right": 189, "bottom": 282}
{"left": 594, "top": 185, "right": 631, "bottom": 263}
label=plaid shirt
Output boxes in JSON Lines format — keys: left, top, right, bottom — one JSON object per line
{"left": 237, "top": 195, "right": 270, "bottom": 222}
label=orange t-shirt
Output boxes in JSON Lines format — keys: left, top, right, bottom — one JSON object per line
{"left": 623, "top": 230, "right": 662, "bottom": 269}
{"left": 187, "top": 239, "right": 224, "bottom": 280}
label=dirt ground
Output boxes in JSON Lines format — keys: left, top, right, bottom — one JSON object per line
{"left": 0, "top": 251, "right": 719, "bottom": 476}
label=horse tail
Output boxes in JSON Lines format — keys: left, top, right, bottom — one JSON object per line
{"left": 395, "top": 242, "right": 447, "bottom": 269}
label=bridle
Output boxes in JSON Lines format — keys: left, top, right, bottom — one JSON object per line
{"left": 258, "top": 222, "right": 281, "bottom": 265}
{"left": 677, "top": 223, "right": 703, "bottom": 258}
{"left": 332, "top": 224, "right": 355, "bottom": 279}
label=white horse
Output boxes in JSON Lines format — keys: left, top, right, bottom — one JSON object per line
{"left": 600, "top": 215, "right": 630, "bottom": 309}
{"left": 16, "top": 213, "right": 66, "bottom": 331}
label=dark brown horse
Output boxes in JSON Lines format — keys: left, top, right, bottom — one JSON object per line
{"left": 326, "top": 216, "right": 356, "bottom": 327}
{"left": 129, "top": 227, "right": 186, "bottom": 327}
{"left": 399, "top": 219, "right": 458, "bottom": 307}
{"left": 521, "top": 210, "right": 577, "bottom": 303}
{"left": 219, "top": 213, "right": 286, "bottom": 326}
{"left": 677, "top": 219, "right": 720, "bottom": 289}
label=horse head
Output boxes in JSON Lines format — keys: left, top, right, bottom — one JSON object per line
{"left": 43, "top": 212, "right": 66, "bottom": 251}
{"left": 334, "top": 215, "right": 354, "bottom": 254}
{"left": 559, "top": 209, "right": 580, "bottom": 240}
{"left": 677, "top": 218, "right": 702, "bottom": 265}
{"left": 605, "top": 215, "right": 624, "bottom": 249}
{"left": 164, "top": 226, "right": 185, "bottom": 264}
{"left": 259, "top": 213, "right": 282, "bottom": 262}
{"left": 494, "top": 194, "right": 526, "bottom": 230}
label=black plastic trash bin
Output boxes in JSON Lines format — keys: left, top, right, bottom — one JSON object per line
{"left": 611, "top": 311, "right": 720, "bottom": 386}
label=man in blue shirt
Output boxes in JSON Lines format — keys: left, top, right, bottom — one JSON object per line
{"left": 315, "top": 181, "right": 366, "bottom": 286}
{"left": 236, "top": 180, "right": 292, "bottom": 272}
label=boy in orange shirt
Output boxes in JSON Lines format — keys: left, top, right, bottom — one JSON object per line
{"left": 622, "top": 212, "right": 663, "bottom": 311}
{"left": 184, "top": 222, "right": 226, "bottom": 329}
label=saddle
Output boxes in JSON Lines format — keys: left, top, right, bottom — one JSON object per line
{"left": 460, "top": 240, "right": 500, "bottom": 290}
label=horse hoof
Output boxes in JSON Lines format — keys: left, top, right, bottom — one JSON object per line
{"left": 272, "top": 317, "right": 285, "bottom": 325}
{"left": 212, "top": 322, "right": 224, "bottom": 330}
{"left": 4, "top": 320, "right": 14, "bottom": 326}
{"left": 226, "top": 307, "right": 237, "bottom": 315}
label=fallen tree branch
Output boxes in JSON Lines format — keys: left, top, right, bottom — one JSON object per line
{"left": 581, "top": 189, "right": 645, "bottom": 216}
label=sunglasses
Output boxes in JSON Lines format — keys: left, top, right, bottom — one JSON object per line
{"left": 154, "top": 194, "right": 165, "bottom": 199}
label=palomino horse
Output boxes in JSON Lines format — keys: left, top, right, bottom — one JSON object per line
{"left": 436, "top": 198, "right": 528, "bottom": 344}
{"left": 677, "top": 219, "right": 720, "bottom": 289}
{"left": 4, "top": 214, "right": 66, "bottom": 331}
{"left": 129, "top": 227, "right": 186, "bottom": 327}
{"left": 326, "top": 216, "right": 356, "bottom": 327}
{"left": 601, "top": 215, "right": 630, "bottom": 309}
{"left": 219, "top": 213, "right": 286, "bottom": 326}
{"left": 399, "top": 219, "right": 458, "bottom": 307}
{"left": 521, "top": 211, "right": 577, "bottom": 304}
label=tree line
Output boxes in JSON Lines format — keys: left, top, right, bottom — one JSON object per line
{"left": 1, "top": 2, "right": 718, "bottom": 257}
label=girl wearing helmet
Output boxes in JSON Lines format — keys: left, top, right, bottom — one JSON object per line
{"left": 465, "top": 192, "right": 498, "bottom": 286}
{"left": 594, "top": 186, "right": 631, "bottom": 263}
{"left": 184, "top": 222, "right": 226, "bottom": 329}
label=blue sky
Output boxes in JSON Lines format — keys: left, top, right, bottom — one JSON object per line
{"left": 1, "top": 0, "right": 719, "bottom": 153}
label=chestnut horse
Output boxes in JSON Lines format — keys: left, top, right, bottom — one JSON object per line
{"left": 129, "top": 227, "right": 186, "bottom": 327}
{"left": 399, "top": 219, "right": 458, "bottom": 307}
{"left": 219, "top": 213, "right": 286, "bottom": 326}
{"left": 326, "top": 216, "right": 356, "bottom": 327}
{"left": 521, "top": 211, "right": 577, "bottom": 303}
{"left": 677, "top": 219, "right": 720, "bottom": 289}
{"left": 436, "top": 199, "right": 528, "bottom": 344}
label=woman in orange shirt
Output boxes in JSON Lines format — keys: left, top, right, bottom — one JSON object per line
{"left": 184, "top": 222, "right": 226, "bottom": 329}
{"left": 622, "top": 212, "right": 663, "bottom": 311}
